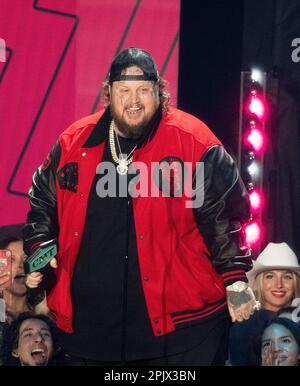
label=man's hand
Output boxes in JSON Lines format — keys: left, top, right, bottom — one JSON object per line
{"left": 226, "top": 281, "right": 260, "bottom": 322}
{"left": 25, "top": 258, "right": 58, "bottom": 288}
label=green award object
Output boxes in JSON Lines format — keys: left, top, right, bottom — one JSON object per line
{"left": 24, "top": 239, "right": 57, "bottom": 274}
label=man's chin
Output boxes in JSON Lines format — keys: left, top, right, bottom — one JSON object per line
{"left": 34, "top": 361, "right": 49, "bottom": 366}
{"left": 22, "top": 358, "right": 49, "bottom": 366}
{"left": 111, "top": 108, "right": 155, "bottom": 139}
{"left": 116, "top": 121, "right": 147, "bottom": 139}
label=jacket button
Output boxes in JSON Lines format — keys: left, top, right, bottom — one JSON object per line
{"left": 74, "top": 232, "right": 79, "bottom": 237}
{"left": 144, "top": 276, "right": 149, "bottom": 281}
{"left": 79, "top": 192, "right": 84, "bottom": 198}
{"left": 82, "top": 152, "right": 86, "bottom": 157}
{"left": 157, "top": 329, "right": 162, "bottom": 334}
{"left": 139, "top": 234, "right": 144, "bottom": 240}
{"left": 154, "top": 319, "right": 159, "bottom": 324}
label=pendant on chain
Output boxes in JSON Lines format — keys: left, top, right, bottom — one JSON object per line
{"left": 116, "top": 159, "right": 129, "bottom": 175}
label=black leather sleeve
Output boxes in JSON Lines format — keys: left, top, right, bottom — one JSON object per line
{"left": 23, "top": 141, "right": 61, "bottom": 256}
{"left": 193, "top": 145, "right": 252, "bottom": 284}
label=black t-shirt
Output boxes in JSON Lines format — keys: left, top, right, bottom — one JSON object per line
{"left": 58, "top": 120, "right": 228, "bottom": 362}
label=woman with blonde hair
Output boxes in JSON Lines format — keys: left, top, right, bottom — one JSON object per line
{"left": 229, "top": 242, "right": 300, "bottom": 365}
{"left": 246, "top": 242, "right": 300, "bottom": 312}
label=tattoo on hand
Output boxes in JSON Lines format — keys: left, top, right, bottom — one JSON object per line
{"left": 227, "top": 290, "right": 253, "bottom": 308}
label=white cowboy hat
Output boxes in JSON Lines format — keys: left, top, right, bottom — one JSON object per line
{"left": 246, "top": 242, "right": 300, "bottom": 287}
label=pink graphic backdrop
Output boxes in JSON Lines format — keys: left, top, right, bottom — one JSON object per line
{"left": 0, "top": 0, "right": 180, "bottom": 228}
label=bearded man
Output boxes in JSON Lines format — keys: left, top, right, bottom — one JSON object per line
{"left": 23, "top": 47, "right": 256, "bottom": 365}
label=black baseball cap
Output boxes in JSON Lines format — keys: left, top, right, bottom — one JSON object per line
{"left": 108, "top": 47, "right": 159, "bottom": 83}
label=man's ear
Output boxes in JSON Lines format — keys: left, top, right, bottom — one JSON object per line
{"left": 12, "top": 349, "right": 19, "bottom": 358}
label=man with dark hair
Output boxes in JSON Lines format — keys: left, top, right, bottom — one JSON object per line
{"left": 1, "top": 312, "right": 59, "bottom": 366}
{"left": 24, "top": 47, "right": 256, "bottom": 365}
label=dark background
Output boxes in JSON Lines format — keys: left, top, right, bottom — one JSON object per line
{"left": 178, "top": 0, "right": 244, "bottom": 155}
{"left": 178, "top": 0, "right": 300, "bottom": 259}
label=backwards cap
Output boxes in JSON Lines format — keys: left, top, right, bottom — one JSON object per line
{"left": 108, "top": 47, "right": 159, "bottom": 83}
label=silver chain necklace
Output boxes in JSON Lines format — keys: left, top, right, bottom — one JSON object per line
{"left": 109, "top": 120, "right": 137, "bottom": 175}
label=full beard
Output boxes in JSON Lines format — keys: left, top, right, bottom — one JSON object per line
{"left": 110, "top": 105, "right": 158, "bottom": 139}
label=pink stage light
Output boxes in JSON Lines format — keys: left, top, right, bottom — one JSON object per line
{"left": 247, "top": 92, "right": 266, "bottom": 119}
{"left": 249, "top": 190, "right": 263, "bottom": 212}
{"left": 247, "top": 127, "right": 264, "bottom": 152}
{"left": 244, "top": 222, "right": 262, "bottom": 246}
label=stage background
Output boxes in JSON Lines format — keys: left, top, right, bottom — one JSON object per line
{"left": 179, "top": 0, "right": 300, "bottom": 259}
{"left": 243, "top": 0, "right": 300, "bottom": 258}
{"left": 0, "top": 0, "right": 180, "bottom": 237}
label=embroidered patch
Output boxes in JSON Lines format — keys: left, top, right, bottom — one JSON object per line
{"left": 57, "top": 162, "right": 78, "bottom": 192}
{"left": 41, "top": 154, "right": 52, "bottom": 171}
{"left": 153, "top": 156, "right": 185, "bottom": 197}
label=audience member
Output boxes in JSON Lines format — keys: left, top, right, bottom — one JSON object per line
{"left": 247, "top": 242, "right": 300, "bottom": 312}
{"left": 229, "top": 242, "right": 300, "bottom": 365}
{"left": 261, "top": 317, "right": 300, "bottom": 366}
{"left": 1, "top": 312, "right": 60, "bottom": 366}
{"left": 0, "top": 237, "right": 49, "bottom": 322}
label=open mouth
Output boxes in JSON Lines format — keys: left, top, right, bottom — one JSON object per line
{"left": 31, "top": 348, "right": 47, "bottom": 364}
{"left": 126, "top": 107, "right": 142, "bottom": 116}
{"left": 14, "top": 274, "right": 26, "bottom": 284}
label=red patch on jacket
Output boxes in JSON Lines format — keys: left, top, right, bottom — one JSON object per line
{"left": 154, "top": 156, "right": 185, "bottom": 197}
